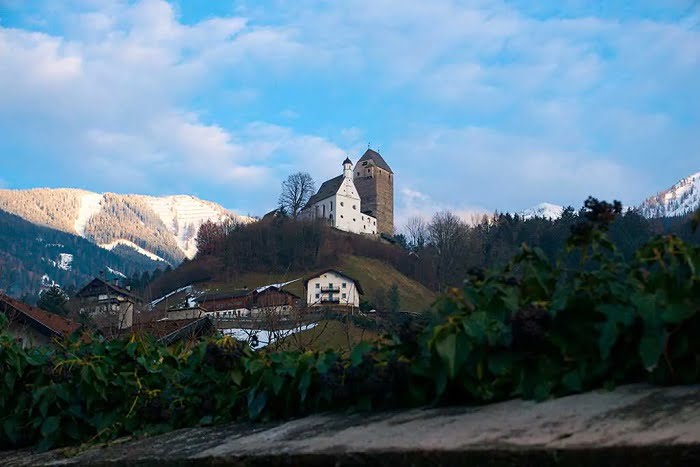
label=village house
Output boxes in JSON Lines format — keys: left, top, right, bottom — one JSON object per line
{"left": 195, "top": 286, "right": 300, "bottom": 319}
{"left": 76, "top": 277, "right": 142, "bottom": 330}
{"left": 0, "top": 292, "right": 81, "bottom": 348}
{"left": 304, "top": 269, "right": 364, "bottom": 308}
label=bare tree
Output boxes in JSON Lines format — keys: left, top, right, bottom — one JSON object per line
{"left": 404, "top": 216, "right": 428, "bottom": 251}
{"left": 278, "top": 172, "right": 315, "bottom": 218}
{"left": 428, "top": 211, "right": 467, "bottom": 289}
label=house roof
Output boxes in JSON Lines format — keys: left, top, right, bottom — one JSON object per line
{"left": 76, "top": 277, "right": 142, "bottom": 302}
{"left": 303, "top": 269, "right": 365, "bottom": 295}
{"left": 304, "top": 175, "right": 345, "bottom": 209}
{"left": 256, "top": 286, "right": 301, "bottom": 300}
{"left": 0, "top": 293, "right": 81, "bottom": 338}
{"left": 343, "top": 157, "right": 353, "bottom": 165}
{"left": 357, "top": 149, "right": 393, "bottom": 174}
{"left": 194, "top": 290, "right": 252, "bottom": 303}
{"left": 123, "top": 317, "right": 215, "bottom": 345}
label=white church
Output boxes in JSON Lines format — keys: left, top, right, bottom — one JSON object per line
{"left": 301, "top": 158, "right": 378, "bottom": 235}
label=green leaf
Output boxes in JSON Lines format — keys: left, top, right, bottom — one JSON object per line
{"left": 639, "top": 331, "right": 666, "bottom": 371}
{"left": 598, "top": 321, "right": 618, "bottom": 360}
{"left": 350, "top": 341, "right": 372, "bottom": 367}
{"left": 247, "top": 391, "right": 267, "bottom": 420}
{"left": 661, "top": 303, "right": 695, "bottom": 324}
{"left": 41, "top": 416, "right": 60, "bottom": 437}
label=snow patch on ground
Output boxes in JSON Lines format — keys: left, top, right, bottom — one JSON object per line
{"left": 106, "top": 266, "right": 127, "bottom": 278}
{"left": 255, "top": 278, "right": 300, "bottom": 293}
{"left": 100, "top": 239, "right": 169, "bottom": 263}
{"left": 57, "top": 253, "right": 73, "bottom": 271}
{"left": 220, "top": 323, "right": 318, "bottom": 349}
{"left": 74, "top": 192, "right": 103, "bottom": 236}
{"left": 150, "top": 285, "right": 194, "bottom": 308}
{"left": 520, "top": 202, "right": 564, "bottom": 220}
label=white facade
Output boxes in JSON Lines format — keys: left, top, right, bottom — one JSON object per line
{"left": 306, "top": 271, "right": 361, "bottom": 308}
{"left": 302, "top": 160, "right": 378, "bottom": 235}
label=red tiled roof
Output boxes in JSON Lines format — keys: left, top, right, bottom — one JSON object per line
{"left": 0, "top": 293, "right": 81, "bottom": 337}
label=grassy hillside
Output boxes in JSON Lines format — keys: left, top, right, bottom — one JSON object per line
{"left": 274, "top": 319, "right": 384, "bottom": 353}
{"left": 192, "top": 255, "right": 436, "bottom": 312}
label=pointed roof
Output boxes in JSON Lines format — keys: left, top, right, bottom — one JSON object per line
{"left": 304, "top": 175, "right": 345, "bottom": 208}
{"left": 357, "top": 149, "right": 393, "bottom": 174}
{"left": 76, "top": 277, "right": 142, "bottom": 302}
{"left": 343, "top": 157, "right": 353, "bottom": 165}
{"left": 0, "top": 292, "right": 81, "bottom": 338}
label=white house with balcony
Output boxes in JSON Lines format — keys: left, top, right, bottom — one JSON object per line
{"left": 300, "top": 158, "right": 378, "bottom": 235}
{"left": 304, "top": 269, "right": 364, "bottom": 308}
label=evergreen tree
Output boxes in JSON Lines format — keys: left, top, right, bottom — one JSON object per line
{"left": 388, "top": 284, "right": 400, "bottom": 313}
{"left": 37, "top": 285, "right": 69, "bottom": 316}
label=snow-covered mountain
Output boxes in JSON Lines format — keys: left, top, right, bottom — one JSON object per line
{"left": 520, "top": 203, "right": 565, "bottom": 220}
{"left": 0, "top": 189, "right": 254, "bottom": 264}
{"left": 637, "top": 171, "right": 700, "bottom": 218}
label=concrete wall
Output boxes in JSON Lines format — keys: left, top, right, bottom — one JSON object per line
{"left": 7, "top": 322, "right": 51, "bottom": 348}
{"left": 306, "top": 271, "right": 360, "bottom": 307}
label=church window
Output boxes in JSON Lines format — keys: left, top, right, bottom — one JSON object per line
{"left": 353, "top": 218, "right": 356, "bottom": 222}
{"left": 340, "top": 202, "right": 344, "bottom": 207}
{"left": 353, "top": 205, "right": 357, "bottom": 210}
{"left": 330, "top": 201, "right": 333, "bottom": 211}
{"left": 340, "top": 215, "right": 344, "bottom": 218}
{"left": 322, "top": 205, "right": 326, "bottom": 216}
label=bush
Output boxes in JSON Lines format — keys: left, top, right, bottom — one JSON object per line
{"left": 1, "top": 200, "right": 698, "bottom": 452}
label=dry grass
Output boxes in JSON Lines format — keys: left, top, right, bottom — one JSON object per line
{"left": 273, "top": 319, "right": 384, "bottom": 353}
{"left": 194, "top": 255, "right": 436, "bottom": 312}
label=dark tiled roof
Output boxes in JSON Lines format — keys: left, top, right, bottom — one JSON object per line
{"left": 343, "top": 157, "right": 353, "bottom": 165}
{"left": 357, "top": 149, "right": 393, "bottom": 174}
{"left": 0, "top": 293, "right": 81, "bottom": 337}
{"left": 303, "top": 269, "right": 365, "bottom": 295}
{"left": 76, "top": 277, "right": 142, "bottom": 302}
{"left": 304, "top": 175, "right": 345, "bottom": 209}
{"left": 123, "top": 317, "right": 215, "bottom": 345}
{"left": 195, "top": 290, "right": 252, "bottom": 303}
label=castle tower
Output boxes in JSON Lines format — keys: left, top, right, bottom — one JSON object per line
{"left": 353, "top": 149, "right": 394, "bottom": 235}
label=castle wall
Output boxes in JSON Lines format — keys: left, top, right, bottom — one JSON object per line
{"left": 354, "top": 166, "right": 394, "bottom": 235}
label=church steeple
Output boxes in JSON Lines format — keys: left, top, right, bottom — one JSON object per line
{"left": 342, "top": 157, "right": 353, "bottom": 178}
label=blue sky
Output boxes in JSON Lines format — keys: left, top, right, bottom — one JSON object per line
{"left": 0, "top": 0, "right": 698, "bottom": 224}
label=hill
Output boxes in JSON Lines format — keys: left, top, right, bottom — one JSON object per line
{"left": 638, "top": 171, "right": 700, "bottom": 218}
{"left": 0, "top": 208, "right": 162, "bottom": 298}
{"left": 166, "top": 255, "right": 435, "bottom": 313}
{"left": 0, "top": 189, "right": 254, "bottom": 264}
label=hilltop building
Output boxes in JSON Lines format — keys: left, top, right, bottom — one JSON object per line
{"left": 302, "top": 149, "right": 394, "bottom": 236}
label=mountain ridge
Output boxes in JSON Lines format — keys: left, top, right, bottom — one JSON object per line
{"left": 0, "top": 189, "right": 254, "bottom": 264}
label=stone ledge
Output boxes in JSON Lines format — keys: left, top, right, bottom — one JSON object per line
{"left": 2, "top": 384, "right": 699, "bottom": 466}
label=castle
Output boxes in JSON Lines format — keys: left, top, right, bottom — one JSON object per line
{"left": 302, "top": 149, "right": 394, "bottom": 236}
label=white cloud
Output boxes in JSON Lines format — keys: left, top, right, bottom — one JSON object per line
{"left": 0, "top": 0, "right": 343, "bottom": 199}
{"left": 395, "top": 187, "right": 490, "bottom": 231}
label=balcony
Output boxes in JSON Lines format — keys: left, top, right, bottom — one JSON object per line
{"left": 320, "top": 298, "right": 341, "bottom": 304}
{"left": 320, "top": 286, "right": 340, "bottom": 293}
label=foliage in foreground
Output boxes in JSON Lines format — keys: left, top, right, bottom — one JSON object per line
{"left": 1, "top": 200, "right": 698, "bottom": 452}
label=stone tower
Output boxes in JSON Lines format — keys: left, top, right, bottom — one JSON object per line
{"left": 353, "top": 149, "right": 394, "bottom": 235}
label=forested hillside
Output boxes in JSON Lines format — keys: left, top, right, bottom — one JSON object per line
{"left": 0, "top": 209, "right": 161, "bottom": 299}
{"left": 146, "top": 201, "right": 700, "bottom": 307}
{"left": 0, "top": 189, "right": 252, "bottom": 264}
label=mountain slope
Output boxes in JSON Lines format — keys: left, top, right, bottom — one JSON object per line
{"left": 520, "top": 203, "right": 564, "bottom": 220}
{"left": 0, "top": 189, "right": 253, "bottom": 264}
{"left": 638, "top": 171, "right": 700, "bottom": 218}
{"left": 0, "top": 208, "right": 161, "bottom": 298}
